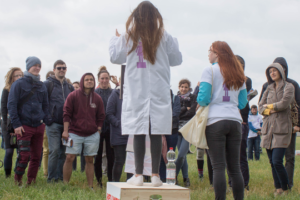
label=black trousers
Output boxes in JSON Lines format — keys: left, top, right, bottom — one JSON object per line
{"left": 206, "top": 149, "right": 213, "bottom": 185}
{"left": 206, "top": 120, "right": 244, "bottom": 200}
{"left": 112, "top": 145, "right": 127, "bottom": 182}
{"left": 285, "top": 133, "right": 296, "bottom": 188}
{"left": 228, "top": 123, "right": 249, "bottom": 187}
{"left": 94, "top": 131, "right": 114, "bottom": 182}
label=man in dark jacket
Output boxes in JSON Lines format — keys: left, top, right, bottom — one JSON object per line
{"left": 8, "top": 56, "right": 49, "bottom": 185}
{"left": 259, "top": 57, "right": 300, "bottom": 189}
{"left": 62, "top": 73, "right": 105, "bottom": 188}
{"left": 44, "top": 60, "right": 74, "bottom": 183}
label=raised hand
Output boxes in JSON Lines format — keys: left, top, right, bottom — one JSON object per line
{"left": 116, "top": 29, "right": 121, "bottom": 37}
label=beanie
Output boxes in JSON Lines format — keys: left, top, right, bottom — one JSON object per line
{"left": 26, "top": 56, "right": 41, "bottom": 71}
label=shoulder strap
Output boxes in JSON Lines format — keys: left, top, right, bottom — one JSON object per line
{"left": 172, "top": 94, "right": 175, "bottom": 103}
{"left": 210, "top": 66, "right": 214, "bottom": 99}
{"left": 18, "top": 87, "right": 38, "bottom": 108}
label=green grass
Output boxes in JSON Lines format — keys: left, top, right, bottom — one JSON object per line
{"left": 0, "top": 138, "right": 300, "bottom": 199}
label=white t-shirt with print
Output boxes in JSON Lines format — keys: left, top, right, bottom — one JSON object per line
{"left": 248, "top": 114, "right": 263, "bottom": 138}
{"left": 200, "top": 63, "right": 246, "bottom": 126}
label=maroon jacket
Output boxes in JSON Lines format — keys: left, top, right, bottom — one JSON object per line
{"left": 63, "top": 73, "right": 105, "bottom": 137}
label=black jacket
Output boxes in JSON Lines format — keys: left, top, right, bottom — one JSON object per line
{"left": 106, "top": 88, "right": 128, "bottom": 146}
{"left": 178, "top": 93, "right": 197, "bottom": 121}
{"left": 259, "top": 57, "right": 300, "bottom": 126}
{"left": 171, "top": 90, "right": 181, "bottom": 129}
{"left": 240, "top": 77, "right": 252, "bottom": 123}
{"left": 44, "top": 76, "right": 74, "bottom": 125}
{"left": 95, "top": 87, "right": 112, "bottom": 134}
{"left": 1, "top": 89, "right": 9, "bottom": 132}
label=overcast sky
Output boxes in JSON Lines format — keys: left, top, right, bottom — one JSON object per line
{"left": 0, "top": 0, "right": 299, "bottom": 105}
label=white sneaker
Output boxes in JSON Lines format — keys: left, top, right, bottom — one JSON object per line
{"left": 151, "top": 176, "right": 163, "bottom": 187}
{"left": 127, "top": 175, "right": 143, "bottom": 186}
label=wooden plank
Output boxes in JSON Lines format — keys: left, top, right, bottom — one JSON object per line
{"left": 120, "top": 189, "right": 190, "bottom": 200}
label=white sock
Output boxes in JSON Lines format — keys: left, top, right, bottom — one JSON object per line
{"left": 127, "top": 175, "right": 143, "bottom": 186}
{"left": 151, "top": 176, "right": 163, "bottom": 187}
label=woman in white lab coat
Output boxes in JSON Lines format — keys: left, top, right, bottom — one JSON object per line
{"left": 109, "top": 1, "right": 182, "bottom": 187}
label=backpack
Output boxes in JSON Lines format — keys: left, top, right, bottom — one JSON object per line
{"left": 284, "top": 83, "right": 299, "bottom": 126}
{"left": 47, "top": 80, "right": 74, "bottom": 100}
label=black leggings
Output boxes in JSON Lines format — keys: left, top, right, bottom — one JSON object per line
{"left": 112, "top": 145, "right": 127, "bottom": 182}
{"left": 94, "top": 131, "right": 114, "bottom": 182}
{"left": 134, "top": 134, "right": 162, "bottom": 174}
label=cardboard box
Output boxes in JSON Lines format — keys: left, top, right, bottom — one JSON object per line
{"left": 106, "top": 182, "right": 190, "bottom": 200}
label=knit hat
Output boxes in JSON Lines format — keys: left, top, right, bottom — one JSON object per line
{"left": 26, "top": 56, "right": 41, "bottom": 71}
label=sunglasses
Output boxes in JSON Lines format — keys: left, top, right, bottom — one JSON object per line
{"left": 56, "top": 67, "right": 67, "bottom": 70}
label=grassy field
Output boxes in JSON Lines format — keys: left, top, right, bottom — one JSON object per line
{"left": 0, "top": 138, "right": 299, "bottom": 200}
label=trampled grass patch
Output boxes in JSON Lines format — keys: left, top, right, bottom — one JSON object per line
{"left": 0, "top": 138, "right": 299, "bottom": 199}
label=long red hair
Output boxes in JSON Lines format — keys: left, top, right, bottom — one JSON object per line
{"left": 211, "top": 41, "right": 246, "bottom": 90}
{"left": 126, "top": 1, "right": 164, "bottom": 65}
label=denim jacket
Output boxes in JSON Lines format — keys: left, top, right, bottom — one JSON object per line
{"left": 8, "top": 76, "right": 50, "bottom": 129}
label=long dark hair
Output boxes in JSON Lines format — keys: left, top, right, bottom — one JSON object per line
{"left": 126, "top": 1, "right": 164, "bottom": 65}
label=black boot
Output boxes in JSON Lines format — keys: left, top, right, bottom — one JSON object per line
{"left": 183, "top": 178, "right": 190, "bottom": 187}
{"left": 97, "top": 178, "right": 103, "bottom": 188}
{"left": 5, "top": 168, "right": 12, "bottom": 178}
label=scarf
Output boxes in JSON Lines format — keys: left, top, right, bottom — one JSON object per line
{"left": 178, "top": 91, "right": 191, "bottom": 99}
{"left": 24, "top": 71, "right": 40, "bottom": 82}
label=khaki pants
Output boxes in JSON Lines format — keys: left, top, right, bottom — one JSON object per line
{"left": 42, "top": 131, "right": 49, "bottom": 176}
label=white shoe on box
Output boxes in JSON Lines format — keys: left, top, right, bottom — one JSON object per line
{"left": 151, "top": 176, "right": 163, "bottom": 187}
{"left": 127, "top": 175, "right": 143, "bottom": 186}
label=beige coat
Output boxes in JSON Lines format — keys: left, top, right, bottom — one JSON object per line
{"left": 259, "top": 63, "right": 295, "bottom": 149}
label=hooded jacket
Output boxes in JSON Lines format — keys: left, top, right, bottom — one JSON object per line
{"left": 8, "top": 75, "right": 50, "bottom": 128}
{"left": 63, "top": 73, "right": 105, "bottom": 137}
{"left": 259, "top": 57, "right": 300, "bottom": 126}
{"left": 259, "top": 63, "right": 294, "bottom": 149}
{"left": 44, "top": 75, "right": 74, "bottom": 125}
{"left": 106, "top": 88, "right": 128, "bottom": 146}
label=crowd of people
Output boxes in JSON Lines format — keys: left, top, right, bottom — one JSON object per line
{"left": 1, "top": 1, "right": 299, "bottom": 200}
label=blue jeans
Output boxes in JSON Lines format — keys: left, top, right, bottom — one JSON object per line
{"left": 247, "top": 136, "right": 260, "bottom": 160}
{"left": 46, "top": 123, "right": 66, "bottom": 182}
{"left": 266, "top": 148, "right": 289, "bottom": 190}
{"left": 175, "top": 134, "right": 189, "bottom": 178}
{"left": 159, "top": 130, "right": 178, "bottom": 180}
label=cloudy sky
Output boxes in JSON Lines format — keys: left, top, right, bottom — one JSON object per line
{"left": 0, "top": 0, "right": 299, "bottom": 105}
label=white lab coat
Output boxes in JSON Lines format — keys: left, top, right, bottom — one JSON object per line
{"left": 109, "top": 31, "right": 182, "bottom": 135}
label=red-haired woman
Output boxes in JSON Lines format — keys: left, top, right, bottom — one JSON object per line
{"left": 197, "top": 41, "right": 247, "bottom": 199}
{"left": 109, "top": 1, "right": 182, "bottom": 187}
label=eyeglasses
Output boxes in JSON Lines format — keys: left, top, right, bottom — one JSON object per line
{"left": 56, "top": 67, "right": 67, "bottom": 70}
{"left": 13, "top": 75, "right": 22, "bottom": 78}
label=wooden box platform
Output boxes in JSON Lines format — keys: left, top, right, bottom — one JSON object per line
{"left": 106, "top": 182, "right": 190, "bottom": 200}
